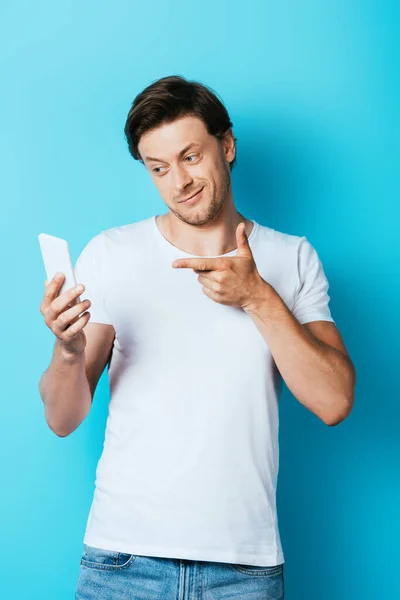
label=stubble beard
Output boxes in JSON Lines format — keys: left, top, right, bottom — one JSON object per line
{"left": 173, "top": 164, "right": 231, "bottom": 228}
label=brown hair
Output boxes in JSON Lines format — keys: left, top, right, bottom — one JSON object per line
{"left": 124, "top": 75, "right": 237, "bottom": 171}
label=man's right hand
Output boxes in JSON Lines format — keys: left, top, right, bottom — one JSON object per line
{"left": 40, "top": 273, "right": 92, "bottom": 355}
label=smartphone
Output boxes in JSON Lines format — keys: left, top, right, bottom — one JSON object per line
{"left": 38, "top": 233, "right": 80, "bottom": 301}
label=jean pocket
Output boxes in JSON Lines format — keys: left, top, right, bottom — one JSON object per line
{"left": 80, "top": 544, "right": 138, "bottom": 571}
{"left": 230, "top": 562, "right": 284, "bottom": 577}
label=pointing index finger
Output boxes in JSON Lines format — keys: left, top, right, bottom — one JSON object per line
{"left": 172, "top": 258, "right": 222, "bottom": 271}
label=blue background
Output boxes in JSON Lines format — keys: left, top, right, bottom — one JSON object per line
{"left": 1, "top": 1, "right": 399, "bottom": 598}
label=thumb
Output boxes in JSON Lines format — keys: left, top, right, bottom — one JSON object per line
{"left": 235, "top": 222, "right": 253, "bottom": 258}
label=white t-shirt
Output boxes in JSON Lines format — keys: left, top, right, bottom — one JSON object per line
{"left": 73, "top": 215, "right": 335, "bottom": 567}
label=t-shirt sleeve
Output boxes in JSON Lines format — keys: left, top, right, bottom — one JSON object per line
{"left": 73, "top": 233, "right": 112, "bottom": 325}
{"left": 291, "top": 236, "right": 335, "bottom": 325}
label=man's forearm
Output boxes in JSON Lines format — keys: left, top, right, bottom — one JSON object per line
{"left": 245, "top": 282, "right": 354, "bottom": 426}
{"left": 39, "top": 339, "right": 92, "bottom": 436}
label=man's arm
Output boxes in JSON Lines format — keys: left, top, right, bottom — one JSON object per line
{"left": 171, "top": 223, "right": 355, "bottom": 425}
{"left": 39, "top": 323, "right": 115, "bottom": 437}
{"left": 38, "top": 272, "right": 116, "bottom": 437}
{"left": 245, "top": 283, "right": 356, "bottom": 426}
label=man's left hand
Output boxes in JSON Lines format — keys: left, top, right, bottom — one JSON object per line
{"left": 172, "top": 222, "right": 268, "bottom": 312}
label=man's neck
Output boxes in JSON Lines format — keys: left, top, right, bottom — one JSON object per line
{"left": 156, "top": 212, "right": 254, "bottom": 257}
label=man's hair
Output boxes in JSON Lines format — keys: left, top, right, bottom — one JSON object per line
{"left": 123, "top": 75, "right": 237, "bottom": 171}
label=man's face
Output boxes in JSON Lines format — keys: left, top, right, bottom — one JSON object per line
{"left": 138, "top": 115, "right": 235, "bottom": 226}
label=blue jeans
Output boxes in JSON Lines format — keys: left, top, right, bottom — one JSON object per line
{"left": 75, "top": 544, "right": 284, "bottom": 599}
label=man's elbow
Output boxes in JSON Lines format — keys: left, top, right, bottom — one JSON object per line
{"left": 323, "top": 363, "right": 356, "bottom": 426}
{"left": 48, "top": 421, "right": 70, "bottom": 437}
{"left": 323, "top": 394, "right": 354, "bottom": 427}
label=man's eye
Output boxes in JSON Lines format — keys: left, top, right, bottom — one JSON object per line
{"left": 152, "top": 155, "right": 198, "bottom": 173}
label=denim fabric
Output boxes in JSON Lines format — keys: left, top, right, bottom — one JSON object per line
{"left": 75, "top": 544, "right": 284, "bottom": 599}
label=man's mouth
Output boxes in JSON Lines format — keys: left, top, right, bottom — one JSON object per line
{"left": 179, "top": 187, "right": 204, "bottom": 204}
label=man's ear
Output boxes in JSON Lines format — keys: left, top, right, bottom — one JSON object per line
{"left": 223, "top": 128, "right": 236, "bottom": 164}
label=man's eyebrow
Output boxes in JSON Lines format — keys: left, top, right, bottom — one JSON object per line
{"left": 145, "top": 143, "right": 201, "bottom": 163}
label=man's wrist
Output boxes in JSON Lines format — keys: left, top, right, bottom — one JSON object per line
{"left": 56, "top": 339, "right": 85, "bottom": 363}
{"left": 243, "top": 279, "right": 277, "bottom": 316}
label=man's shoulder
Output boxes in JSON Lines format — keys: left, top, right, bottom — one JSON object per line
{"left": 253, "top": 222, "right": 312, "bottom": 293}
{"left": 77, "top": 217, "right": 153, "bottom": 263}
{"left": 100, "top": 216, "right": 153, "bottom": 243}
{"left": 256, "top": 221, "right": 305, "bottom": 252}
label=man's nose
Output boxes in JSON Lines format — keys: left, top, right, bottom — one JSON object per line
{"left": 172, "top": 164, "right": 193, "bottom": 192}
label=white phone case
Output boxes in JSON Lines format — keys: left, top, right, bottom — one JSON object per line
{"left": 38, "top": 233, "right": 79, "bottom": 299}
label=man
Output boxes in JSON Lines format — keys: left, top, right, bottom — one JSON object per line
{"left": 39, "top": 75, "right": 356, "bottom": 599}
